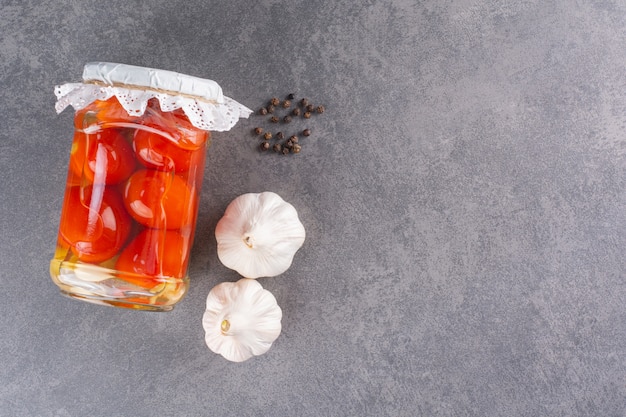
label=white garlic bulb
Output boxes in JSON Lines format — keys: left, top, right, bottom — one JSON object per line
{"left": 215, "top": 192, "right": 305, "bottom": 279}
{"left": 202, "top": 278, "right": 282, "bottom": 362}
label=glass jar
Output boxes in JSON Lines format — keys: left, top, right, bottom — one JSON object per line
{"left": 50, "top": 63, "right": 251, "bottom": 311}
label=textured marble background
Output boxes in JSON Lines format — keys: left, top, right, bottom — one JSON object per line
{"left": 1, "top": 0, "right": 625, "bottom": 416}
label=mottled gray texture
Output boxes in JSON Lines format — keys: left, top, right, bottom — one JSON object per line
{"left": 1, "top": 0, "right": 625, "bottom": 416}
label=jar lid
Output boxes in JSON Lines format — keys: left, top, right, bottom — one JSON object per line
{"left": 55, "top": 62, "right": 252, "bottom": 132}
{"left": 82, "top": 62, "right": 226, "bottom": 103}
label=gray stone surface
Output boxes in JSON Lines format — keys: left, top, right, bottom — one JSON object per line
{"left": 1, "top": 0, "right": 625, "bottom": 416}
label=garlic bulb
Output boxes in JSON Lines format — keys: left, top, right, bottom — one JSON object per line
{"left": 202, "top": 278, "right": 282, "bottom": 362}
{"left": 215, "top": 192, "right": 305, "bottom": 278}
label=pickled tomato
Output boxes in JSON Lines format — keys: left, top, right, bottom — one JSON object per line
{"left": 122, "top": 169, "right": 195, "bottom": 230}
{"left": 115, "top": 228, "right": 190, "bottom": 286}
{"left": 59, "top": 185, "right": 132, "bottom": 263}
{"left": 69, "top": 128, "right": 135, "bottom": 184}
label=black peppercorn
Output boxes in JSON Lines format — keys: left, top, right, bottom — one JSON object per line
{"left": 253, "top": 95, "right": 324, "bottom": 157}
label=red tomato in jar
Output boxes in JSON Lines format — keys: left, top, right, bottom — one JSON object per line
{"left": 59, "top": 185, "right": 132, "bottom": 263}
{"left": 141, "top": 107, "right": 209, "bottom": 150}
{"left": 74, "top": 97, "right": 138, "bottom": 129}
{"left": 133, "top": 128, "right": 195, "bottom": 173}
{"left": 183, "top": 145, "right": 207, "bottom": 188}
{"left": 69, "top": 128, "right": 135, "bottom": 184}
{"left": 115, "top": 228, "right": 190, "bottom": 287}
{"left": 122, "top": 169, "right": 196, "bottom": 230}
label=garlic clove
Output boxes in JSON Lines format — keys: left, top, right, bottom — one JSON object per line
{"left": 202, "top": 278, "right": 282, "bottom": 362}
{"left": 215, "top": 192, "right": 305, "bottom": 278}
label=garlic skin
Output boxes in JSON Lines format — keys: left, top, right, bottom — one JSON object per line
{"left": 215, "top": 192, "right": 305, "bottom": 279}
{"left": 202, "top": 278, "right": 282, "bottom": 362}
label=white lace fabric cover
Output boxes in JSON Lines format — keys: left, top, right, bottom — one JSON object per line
{"left": 54, "top": 63, "right": 252, "bottom": 132}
